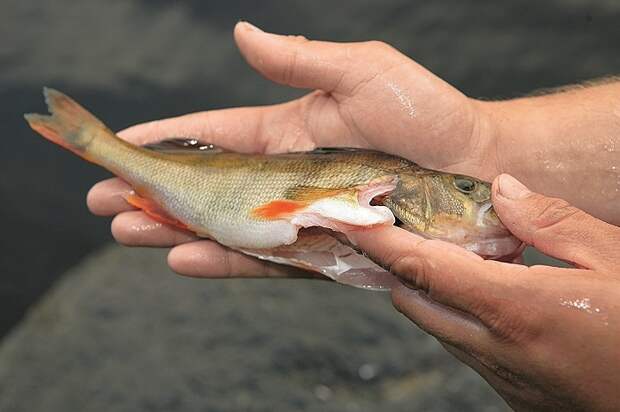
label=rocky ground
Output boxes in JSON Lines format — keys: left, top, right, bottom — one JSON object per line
{"left": 1, "top": 0, "right": 619, "bottom": 410}
{"left": 0, "top": 245, "right": 508, "bottom": 411}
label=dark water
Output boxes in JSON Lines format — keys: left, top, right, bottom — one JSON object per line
{"left": 2, "top": 0, "right": 619, "bottom": 337}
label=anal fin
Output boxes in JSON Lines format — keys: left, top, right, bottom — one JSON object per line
{"left": 124, "top": 192, "right": 188, "bottom": 230}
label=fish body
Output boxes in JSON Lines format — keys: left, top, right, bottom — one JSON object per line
{"left": 25, "top": 88, "right": 522, "bottom": 290}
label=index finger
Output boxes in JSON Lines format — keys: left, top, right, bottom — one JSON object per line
{"left": 117, "top": 105, "right": 287, "bottom": 152}
{"left": 348, "top": 226, "right": 525, "bottom": 318}
{"left": 115, "top": 89, "right": 354, "bottom": 154}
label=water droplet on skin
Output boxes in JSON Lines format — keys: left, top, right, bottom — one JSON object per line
{"left": 386, "top": 81, "right": 416, "bottom": 118}
{"left": 130, "top": 222, "right": 163, "bottom": 232}
{"left": 601, "top": 187, "right": 619, "bottom": 200}
{"left": 560, "top": 297, "right": 602, "bottom": 316}
{"left": 561, "top": 297, "right": 591, "bottom": 312}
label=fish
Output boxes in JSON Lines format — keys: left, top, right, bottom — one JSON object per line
{"left": 25, "top": 88, "right": 522, "bottom": 290}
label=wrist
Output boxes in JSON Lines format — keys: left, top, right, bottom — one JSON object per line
{"left": 468, "top": 98, "right": 522, "bottom": 182}
{"left": 474, "top": 86, "right": 620, "bottom": 224}
{"left": 472, "top": 97, "right": 555, "bottom": 182}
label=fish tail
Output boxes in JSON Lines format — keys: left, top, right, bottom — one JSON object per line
{"left": 24, "top": 87, "right": 113, "bottom": 163}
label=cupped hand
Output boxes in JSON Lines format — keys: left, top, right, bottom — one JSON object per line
{"left": 348, "top": 174, "right": 620, "bottom": 411}
{"left": 88, "top": 21, "right": 493, "bottom": 279}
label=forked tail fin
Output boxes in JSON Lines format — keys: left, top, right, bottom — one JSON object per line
{"left": 24, "top": 87, "right": 111, "bottom": 161}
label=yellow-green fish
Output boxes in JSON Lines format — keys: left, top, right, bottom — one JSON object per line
{"left": 25, "top": 88, "right": 522, "bottom": 290}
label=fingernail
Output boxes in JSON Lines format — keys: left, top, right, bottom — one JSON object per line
{"left": 498, "top": 174, "right": 530, "bottom": 199}
{"left": 240, "top": 21, "right": 264, "bottom": 33}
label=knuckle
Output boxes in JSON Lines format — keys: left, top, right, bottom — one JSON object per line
{"left": 363, "top": 40, "right": 394, "bottom": 53}
{"left": 282, "top": 48, "right": 299, "bottom": 86}
{"left": 390, "top": 254, "right": 432, "bottom": 292}
{"left": 476, "top": 352, "right": 530, "bottom": 390}
{"left": 531, "top": 197, "right": 581, "bottom": 230}
{"left": 481, "top": 299, "right": 544, "bottom": 346}
{"left": 222, "top": 250, "right": 236, "bottom": 278}
{"left": 286, "top": 34, "right": 308, "bottom": 43}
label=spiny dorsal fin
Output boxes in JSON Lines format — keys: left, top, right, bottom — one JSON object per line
{"left": 142, "top": 138, "right": 227, "bottom": 154}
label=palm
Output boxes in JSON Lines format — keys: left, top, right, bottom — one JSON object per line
{"left": 301, "top": 71, "right": 480, "bottom": 174}
{"left": 88, "top": 22, "right": 487, "bottom": 279}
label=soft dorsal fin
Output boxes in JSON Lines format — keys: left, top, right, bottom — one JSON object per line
{"left": 299, "top": 147, "right": 369, "bottom": 155}
{"left": 143, "top": 143, "right": 373, "bottom": 156}
{"left": 142, "top": 138, "right": 227, "bottom": 154}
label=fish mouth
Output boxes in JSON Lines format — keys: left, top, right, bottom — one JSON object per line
{"left": 461, "top": 235, "right": 524, "bottom": 260}
{"left": 420, "top": 201, "right": 524, "bottom": 259}
{"left": 467, "top": 201, "right": 523, "bottom": 259}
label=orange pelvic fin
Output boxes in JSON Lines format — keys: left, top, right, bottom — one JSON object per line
{"left": 124, "top": 192, "right": 188, "bottom": 230}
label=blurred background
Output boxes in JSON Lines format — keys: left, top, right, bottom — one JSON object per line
{"left": 1, "top": 0, "right": 619, "bottom": 410}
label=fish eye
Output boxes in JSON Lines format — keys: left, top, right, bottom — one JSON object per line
{"left": 454, "top": 177, "right": 476, "bottom": 194}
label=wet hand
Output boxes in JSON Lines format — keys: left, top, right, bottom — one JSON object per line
{"left": 348, "top": 174, "right": 620, "bottom": 411}
{"left": 88, "top": 22, "right": 492, "bottom": 279}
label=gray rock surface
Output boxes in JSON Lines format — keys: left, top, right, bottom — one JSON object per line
{"left": 0, "top": 245, "right": 507, "bottom": 411}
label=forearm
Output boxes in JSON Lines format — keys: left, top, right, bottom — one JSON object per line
{"left": 480, "top": 81, "right": 620, "bottom": 225}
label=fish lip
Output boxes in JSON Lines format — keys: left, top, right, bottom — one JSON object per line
{"left": 428, "top": 201, "right": 523, "bottom": 258}
{"left": 462, "top": 235, "right": 524, "bottom": 259}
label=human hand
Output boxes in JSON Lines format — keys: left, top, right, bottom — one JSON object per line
{"left": 348, "top": 173, "right": 620, "bottom": 411}
{"left": 88, "top": 21, "right": 495, "bottom": 279}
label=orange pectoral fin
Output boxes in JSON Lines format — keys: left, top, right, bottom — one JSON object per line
{"left": 251, "top": 200, "right": 307, "bottom": 220}
{"left": 124, "top": 192, "right": 188, "bottom": 230}
{"left": 252, "top": 186, "right": 353, "bottom": 220}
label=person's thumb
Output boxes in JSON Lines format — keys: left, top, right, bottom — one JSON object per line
{"left": 233, "top": 21, "right": 404, "bottom": 95}
{"left": 492, "top": 174, "right": 619, "bottom": 270}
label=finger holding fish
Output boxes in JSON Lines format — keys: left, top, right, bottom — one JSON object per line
{"left": 108, "top": 208, "right": 320, "bottom": 279}
{"left": 87, "top": 178, "right": 135, "bottom": 216}
{"left": 168, "top": 240, "right": 322, "bottom": 280}
{"left": 116, "top": 91, "right": 353, "bottom": 154}
{"left": 109, "top": 208, "right": 320, "bottom": 279}
{"left": 111, "top": 211, "right": 198, "bottom": 247}
{"left": 347, "top": 225, "right": 522, "bottom": 315}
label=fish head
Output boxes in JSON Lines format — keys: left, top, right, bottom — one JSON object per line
{"left": 389, "top": 172, "right": 523, "bottom": 259}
